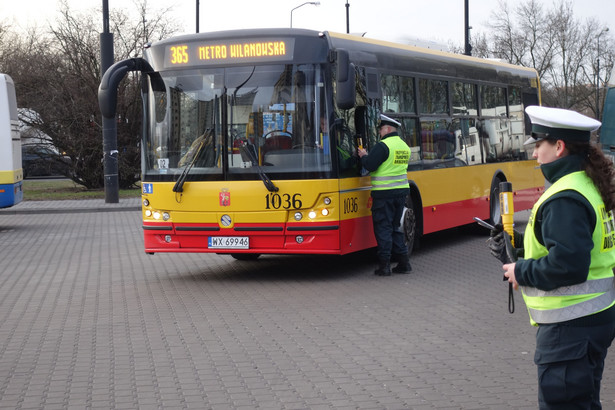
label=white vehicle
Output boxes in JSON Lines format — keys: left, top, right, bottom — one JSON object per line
{"left": 0, "top": 73, "right": 23, "bottom": 208}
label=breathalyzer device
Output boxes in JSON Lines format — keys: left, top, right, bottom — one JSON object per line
{"left": 500, "top": 181, "right": 514, "bottom": 246}
{"left": 499, "top": 181, "right": 515, "bottom": 313}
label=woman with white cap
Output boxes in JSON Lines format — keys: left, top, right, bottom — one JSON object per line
{"left": 491, "top": 105, "right": 615, "bottom": 409}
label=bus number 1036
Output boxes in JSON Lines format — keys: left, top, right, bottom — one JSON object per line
{"left": 343, "top": 197, "right": 359, "bottom": 214}
{"left": 265, "top": 193, "right": 303, "bottom": 210}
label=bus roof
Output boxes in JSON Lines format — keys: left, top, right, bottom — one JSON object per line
{"left": 327, "top": 31, "right": 538, "bottom": 85}
{"left": 146, "top": 28, "right": 538, "bottom": 88}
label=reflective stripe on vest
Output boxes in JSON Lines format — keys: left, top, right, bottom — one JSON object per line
{"left": 522, "top": 276, "right": 615, "bottom": 297}
{"left": 522, "top": 171, "right": 615, "bottom": 325}
{"left": 370, "top": 135, "right": 410, "bottom": 191}
{"left": 527, "top": 286, "right": 615, "bottom": 324}
{"left": 371, "top": 173, "right": 410, "bottom": 189}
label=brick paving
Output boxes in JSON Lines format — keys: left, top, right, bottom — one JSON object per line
{"left": 1, "top": 204, "right": 615, "bottom": 409}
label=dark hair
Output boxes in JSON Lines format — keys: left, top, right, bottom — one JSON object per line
{"left": 566, "top": 141, "right": 615, "bottom": 212}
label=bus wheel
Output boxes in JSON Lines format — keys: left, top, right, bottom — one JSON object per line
{"left": 402, "top": 200, "right": 417, "bottom": 254}
{"left": 489, "top": 178, "right": 503, "bottom": 225}
{"left": 231, "top": 253, "right": 260, "bottom": 261}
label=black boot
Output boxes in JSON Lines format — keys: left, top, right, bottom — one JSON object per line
{"left": 374, "top": 259, "right": 391, "bottom": 276}
{"left": 392, "top": 254, "right": 412, "bottom": 274}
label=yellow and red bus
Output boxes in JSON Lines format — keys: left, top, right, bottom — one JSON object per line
{"left": 99, "top": 29, "right": 544, "bottom": 259}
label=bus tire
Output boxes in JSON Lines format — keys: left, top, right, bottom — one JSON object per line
{"left": 489, "top": 177, "right": 503, "bottom": 225}
{"left": 402, "top": 198, "right": 418, "bottom": 255}
{"left": 231, "top": 253, "right": 261, "bottom": 261}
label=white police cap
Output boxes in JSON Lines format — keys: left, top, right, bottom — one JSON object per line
{"left": 524, "top": 105, "right": 601, "bottom": 145}
{"left": 378, "top": 114, "right": 401, "bottom": 129}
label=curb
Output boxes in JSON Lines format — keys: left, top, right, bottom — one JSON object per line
{"left": 0, "top": 198, "right": 142, "bottom": 215}
{"left": 0, "top": 206, "right": 141, "bottom": 215}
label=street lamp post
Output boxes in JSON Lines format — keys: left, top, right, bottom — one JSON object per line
{"left": 101, "top": 0, "right": 118, "bottom": 203}
{"left": 464, "top": 0, "right": 472, "bottom": 56}
{"left": 346, "top": 1, "right": 350, "bottom": 34}
{"left": 597, "top": 27, "right": 610, "bottom": 120}
{"left": 290, "top": 2, "right": 320, "bottom": 28}
{"left": 196, "top": 0, "right": 200, "bottom": 33}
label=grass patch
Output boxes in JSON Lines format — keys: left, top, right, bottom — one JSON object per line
{"left": 23, "top": 179, "right": 141, "bottom": 201}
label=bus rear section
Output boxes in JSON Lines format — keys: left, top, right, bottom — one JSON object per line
{"left": 0, "top": 74, "right": 23, "bottom": 209}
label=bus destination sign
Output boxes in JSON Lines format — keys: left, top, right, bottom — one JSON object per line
{"left": 165, "top": 39, "right": 294, "bottom": 67}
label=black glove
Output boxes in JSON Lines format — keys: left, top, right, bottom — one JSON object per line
{"left": 489, "top": 224, "right": 523, "bottom": 248}
{"left": 488, "top": 224, "right": 522, "bottom": 263}
{"left": 489, "top": 231, "right": 512, "bottom": 263}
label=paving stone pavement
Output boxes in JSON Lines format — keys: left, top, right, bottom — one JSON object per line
{"left": 1, "top": 204, "right": 615, "bottom": 409}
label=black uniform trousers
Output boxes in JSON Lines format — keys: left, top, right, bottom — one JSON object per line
{"left": 371, "top": 194, "right": 407, "bottom": 262}
{"left": 535, "top": 321, "right": 615, "bottom": 409}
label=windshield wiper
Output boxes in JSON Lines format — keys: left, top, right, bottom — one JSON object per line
{"left": 240, "top": 143, "right": 279, "bottom": 192}
{"left": 228, "top": 67, "right": 277, "bottom": 192}
{"left": 172, "top": 136, "right": 207, "bottom": 193}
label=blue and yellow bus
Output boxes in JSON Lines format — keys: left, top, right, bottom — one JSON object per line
{"left": 99, "top": 29, "right": 544, "bottom": 258}
{"left": 0, "top": 73, "right": 23, "bottom": 209}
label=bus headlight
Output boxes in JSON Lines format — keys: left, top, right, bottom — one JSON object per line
{"left": 323, "top": 197, "right": 331, "bottom": 205}
{"left": 143, "top": 199, "right": 150, "bottom": 207}
{"left": 308, "top": 211, "right": 317, "bottom": 219}
{"left": 321, "top": 209, "right": 329, "bottom": 216}
{"left": 162, "top": 212, "right": 170, "bottom": 221}
{"left": 153, "top": 211, "right": 161, "bottom": 220}
{"left": 145, "top": 210, "right": 152, "bottom": 217}
{"left": 294, "top": 212, "right": 303, "bottom": 221}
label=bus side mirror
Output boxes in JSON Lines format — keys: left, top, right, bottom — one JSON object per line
{"left": 336, "top": 49, "right": 350, "bottom": 82}
{"left": 335, "top": 49, "right": 355, "bottom": 110}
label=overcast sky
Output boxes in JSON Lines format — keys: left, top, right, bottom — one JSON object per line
{"left": 2, "top": 0, "right": 614, "bottom": 48}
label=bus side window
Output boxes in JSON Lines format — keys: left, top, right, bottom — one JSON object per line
{"left": 354, "top": 106, "right": 367, "bottom": 144}
{"left": 522, "top": 92, "right": 539, "bottom": 135}
{"left": 332, "top": 118, "right": 358, "bottom": 176}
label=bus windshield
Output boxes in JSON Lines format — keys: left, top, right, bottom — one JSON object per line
{"left": 144, "top": 63, "right": 332, "bottom": 181}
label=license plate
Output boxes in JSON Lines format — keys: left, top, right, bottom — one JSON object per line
{"left": 208, "top": 236, "right": 249, "bottom": 249}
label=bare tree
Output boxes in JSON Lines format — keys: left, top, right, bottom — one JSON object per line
{"left": 0, "top": 22, "right": 10, "bottom": 51}
{"left": 487, "top": 0, "right": 554, "bottom": 79}
{"left": 0, "top": 1, "right": 179, "bottom": 188}
{"left": 488, "top": 0, "right": 524, "bottom": 64}
{"left": 543, "top": 1, "right": 584, "bottom": 108}
{"left": 575, "top": 20, "right": 614, "bottom": 118}
{"left": 112, "top": 1, "right": 178, "bottom": 58}
{"left": 477, "top": 0, "right": 614, "bottom": 118}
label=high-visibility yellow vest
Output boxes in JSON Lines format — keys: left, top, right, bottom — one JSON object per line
{"left": 522, "top": 171, "right": 615, "bottom": 326}
{"left": 370, "top": 136, "right": 410, "bottom": 191}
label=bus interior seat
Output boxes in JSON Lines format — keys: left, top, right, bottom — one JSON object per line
{"left": 263, "top": 134, "right": 292, "bottom": 155}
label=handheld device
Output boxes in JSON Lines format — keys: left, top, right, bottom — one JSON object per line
{"left": 473, "top": 217, "right": 494, "bottom": 230}
{"left": 499, "top": 182, "right": 515, "bottom": 246}
{"left": 499, "top": 181, "right": 515, "bottom": 313}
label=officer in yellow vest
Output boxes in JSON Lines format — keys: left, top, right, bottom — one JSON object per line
{"left": 493, "top": 106, "right": 615, "bottom": 409}
{"left": 358, "top": 114, "right": 411, "bottom": 276}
